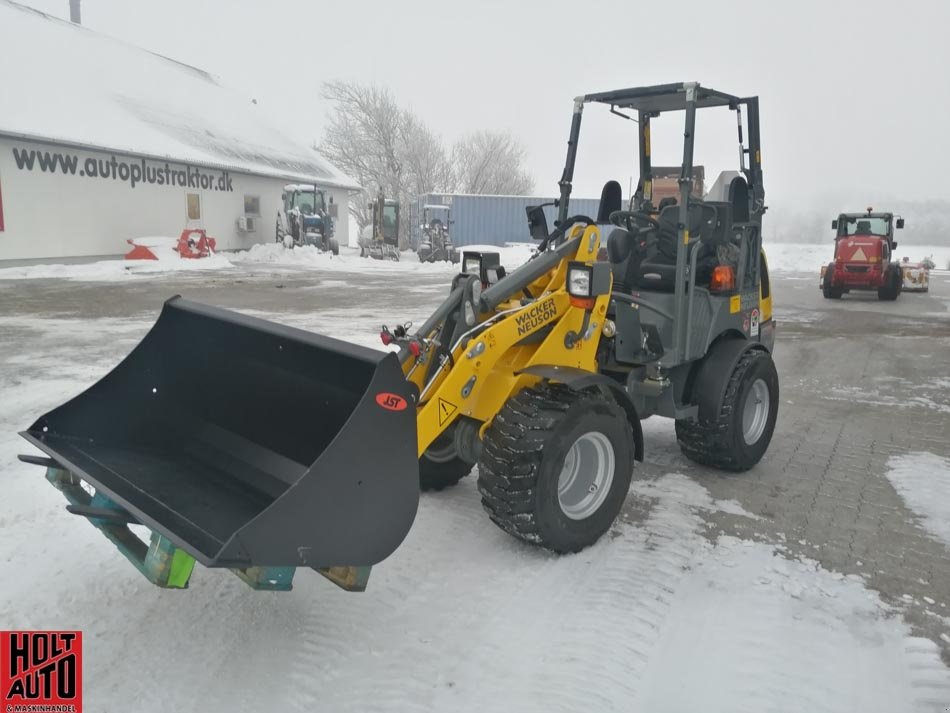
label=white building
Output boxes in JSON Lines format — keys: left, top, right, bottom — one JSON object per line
{"left": 0, "top": 0, "right": 359, "bottom": 261}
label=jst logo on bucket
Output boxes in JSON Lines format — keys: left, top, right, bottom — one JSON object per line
{"left": 375, "top": 392, "right": 408, "bottom": 411}
{"left": 1, "top": 631, "right": 82, "bottom": 713}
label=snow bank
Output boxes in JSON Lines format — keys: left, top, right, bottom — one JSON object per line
{"left": 231, "top": 243, "right": 538, "bottom": 273}
{"left": 0, "top": 252, "right": 233, "bottom": 281}
{"left": 764, "top": 241, "right": 950, "bottom": 274}
{"left": 886, "top": 452, "right": 950, "bottom": 549}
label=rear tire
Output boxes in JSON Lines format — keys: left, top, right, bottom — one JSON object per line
{"left": 419, "top": 430, "right": 472, "bottom": 492}
{"left": 477, "top": 383, "right": 634, "bottom": 553}
{"left": 676, "top": 349, "right": 779, "bottom": 472}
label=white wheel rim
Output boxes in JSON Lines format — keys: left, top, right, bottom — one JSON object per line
{"left": 742, "top": 379, "right": 770, "bottom": 445}
{"left": 557, "top": 432, "right": 615, "bottom": 520}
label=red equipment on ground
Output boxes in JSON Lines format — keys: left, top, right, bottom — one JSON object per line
{"left": 124, "top": 230, "right": 217, "bottom": 260}
{"left": 175, "top": 229, "right": 216, "bottom": 259}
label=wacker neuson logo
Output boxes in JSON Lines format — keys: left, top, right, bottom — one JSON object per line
{"left": 12, "top": 147, "right": 234, "bottom": 192}
{"left": 1, "top": 631, "right": 82, "bottom": 713}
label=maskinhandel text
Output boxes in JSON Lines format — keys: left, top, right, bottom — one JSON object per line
{"left": 12, "top": 147, "right": 234, "bottom": 192}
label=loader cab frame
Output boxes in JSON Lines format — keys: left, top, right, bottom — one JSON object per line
{"left": 554, "top": 83, "right": 769, "bottom": 372}
{"left": 832, "top": 211, "right": 900, "bottom": 247}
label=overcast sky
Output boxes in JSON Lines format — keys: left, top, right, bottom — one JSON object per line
{"left": 21, "top": 0, "right": 950, "bottom": 208}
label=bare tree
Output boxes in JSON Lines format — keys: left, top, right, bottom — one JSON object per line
{"left": 452, "top": 130, "right": 535, "bottom": 195}
{"left": 319, "top": 81, "right": 451, "bottom": 245}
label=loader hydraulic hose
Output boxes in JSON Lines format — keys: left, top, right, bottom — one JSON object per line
{"left": 610, "top": 292, "right": 675, "bottom": 321}
{"left": 399, "top": 286, "right": 464, "bottom": 364}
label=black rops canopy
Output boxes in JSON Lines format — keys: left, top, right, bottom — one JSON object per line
{"left": 584, "top": 82, "right": 742, "bottom": 113}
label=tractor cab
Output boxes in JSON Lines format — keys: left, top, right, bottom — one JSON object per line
{"left": 359, "top": 193, "right": 401, "bottom": 260}
{"left": 418, "top": 204, "right": 459, "bottom": 264}
{"left": 822, "top": 208, "right": 903, "bottom": 300}
{"left": 277, "top": 184, "right": 339, "bottom": 254}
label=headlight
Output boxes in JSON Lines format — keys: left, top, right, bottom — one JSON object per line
{"left": 568, "top": 265, "right": 592, "bottom": 297}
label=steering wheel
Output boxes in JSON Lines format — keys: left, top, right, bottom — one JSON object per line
{"left": 609, "top": 210, "right": 659, "bottom": 232}
{"left": 537, "top": 215, "right": 596, "bottom": 252}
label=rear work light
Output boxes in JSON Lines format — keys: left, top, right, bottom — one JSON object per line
{"left": 709, "top": 265, "right": 736, "bottom": 292}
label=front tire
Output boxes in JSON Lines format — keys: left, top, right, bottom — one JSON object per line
{"left": 477, "top": 384, "right": 634, "bottom": 553}
{"left": 676, "top": 349, "right": 779, "bottom": 471}
{"left": 419, "top": 430, "right": 472, "bottom": 491}
{"left": 877, "top": 267, "right": 901, "bottom": 300}
{"left": 822, "top": 263, "right": 842, "bottom": 299}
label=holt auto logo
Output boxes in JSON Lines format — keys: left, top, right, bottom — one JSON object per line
{"left": 1, "top": 631, "right": 82, "bottom": 713}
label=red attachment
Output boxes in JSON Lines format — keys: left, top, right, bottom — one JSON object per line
{"left": 124, "top": 240, "right": 159, "bottom": 260}
{"left": 380, "top": 331, "right": 393, "bottom": 346}
{"left": 176, "top": 229, "right": 217, "bottom": 259}
{"left": 408, "top": 341, "right": 422, "bottom": 357}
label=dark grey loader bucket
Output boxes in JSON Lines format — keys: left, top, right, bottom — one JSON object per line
{"left": 21, "top": 297, "right": 420, "bottom": 569}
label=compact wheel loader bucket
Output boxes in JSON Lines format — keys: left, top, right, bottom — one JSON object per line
{"left": 20, "top": 297, "right": 419, "bottom": 590}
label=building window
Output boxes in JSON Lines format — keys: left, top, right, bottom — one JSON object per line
{"left": 186, "top": 193, "right": 201, "bottom": 221}
{"left": 244, "top": 195, "right": 261, "bottom": 216}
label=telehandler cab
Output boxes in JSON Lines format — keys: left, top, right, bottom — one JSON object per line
{"left": 20, "top": 82, "right": 777, "bottom": 593}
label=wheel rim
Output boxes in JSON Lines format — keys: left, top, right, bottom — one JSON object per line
{"left": 424, "top": 434, "right": 457, "bottom": 463}
{"left": 557, "top": 432, "right": 615, "bottom": 520}
{"left": 742, "top": 379, "right": 770, "bottom": 445}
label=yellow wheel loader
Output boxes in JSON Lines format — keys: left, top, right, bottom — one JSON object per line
{"left": 19, "top": 82, "right": 777, "bottom": 592}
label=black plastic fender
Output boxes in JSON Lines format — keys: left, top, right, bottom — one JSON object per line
{"left": 689, "top": 337, "right": 768, "bottom": 423}
{"left": 517, "top": 365, "right": 644, "bottom": 462}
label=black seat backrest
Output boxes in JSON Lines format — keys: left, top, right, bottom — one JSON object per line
{"left": 606, "top": 228, "right": 642, "bottom": 292}
{"left": 655, "top": 202, "right": 717, "bottom": 260}
{"left": 701, "top": 201, "right": 731, "bottom": 246}
{"left": 596, "top": 181, "right": 623, "bottom": 223}
{"left": 729, "top": 176, "right": 750, "bottom": 223}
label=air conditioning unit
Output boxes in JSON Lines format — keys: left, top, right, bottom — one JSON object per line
{"left": 238, "top": 216, "right": 257, "bottom": 232}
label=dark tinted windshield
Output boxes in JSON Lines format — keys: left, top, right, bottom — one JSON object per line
{"left": 838, "top": 216, "right": 889, "bottom": 236}
{"left": 288, "top": 190, "right": 324, "bottom": 215}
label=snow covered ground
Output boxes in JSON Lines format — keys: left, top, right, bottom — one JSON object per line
{"left": 0, "top": 243, "right": 538, "bottom": 281}
{"left": 2, "top": 285, "right": 949, "bottom": 711}
{"left": 1, "top": 239, "right": 947, "bottom": 282}
{"left": 886, "top": 453, "right": 950, "bottom": 549}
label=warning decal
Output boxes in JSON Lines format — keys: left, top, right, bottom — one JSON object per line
{"left": 751, "top": 308, "right": 760, "bottom": 338}
{"left": 438, "top": 398, "right": 457, "bottom": 426}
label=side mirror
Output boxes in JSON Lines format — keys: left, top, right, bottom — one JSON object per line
{"left": 526, "top": 205, "right": 549, "bottom": 241}
{"left": 328, "top": 203, "right": 339, "bottom": 218}
{"left": 896, "top": 218, "right": 905, "bottom": 229}
{"left": 892, "top": 241, "right": 898, "bottom": 249}
{"left": 831, "top": 219, "right": 838, "bottom": 230}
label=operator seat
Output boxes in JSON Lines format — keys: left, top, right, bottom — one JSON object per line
{"left": 856, "top": 220, "right": 872, "bottom": 234}
{"left": 635, "top": 202, "right": 718, "bottom": 292}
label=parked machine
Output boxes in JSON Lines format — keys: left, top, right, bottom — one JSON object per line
{"left": 359, "top": 193, "right": 400, "bottom": 260}
{"left": 417, "top": 204, "right": 459, "bottom": 263}
{"left": 19, "top": 82, "right": 778, "bottom": 594}
{"left": 900, "top": 255, "right": 931, "bottom": 293}
{"left": 821, "top": 209, "right": 903, "bottom": 300}
{"left": 276, "top": 184, "right": 339, "bottom": 255}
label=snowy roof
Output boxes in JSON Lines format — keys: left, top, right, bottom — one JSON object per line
{"left": 0, "top": 1, "right": 360, "bottom": 190}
